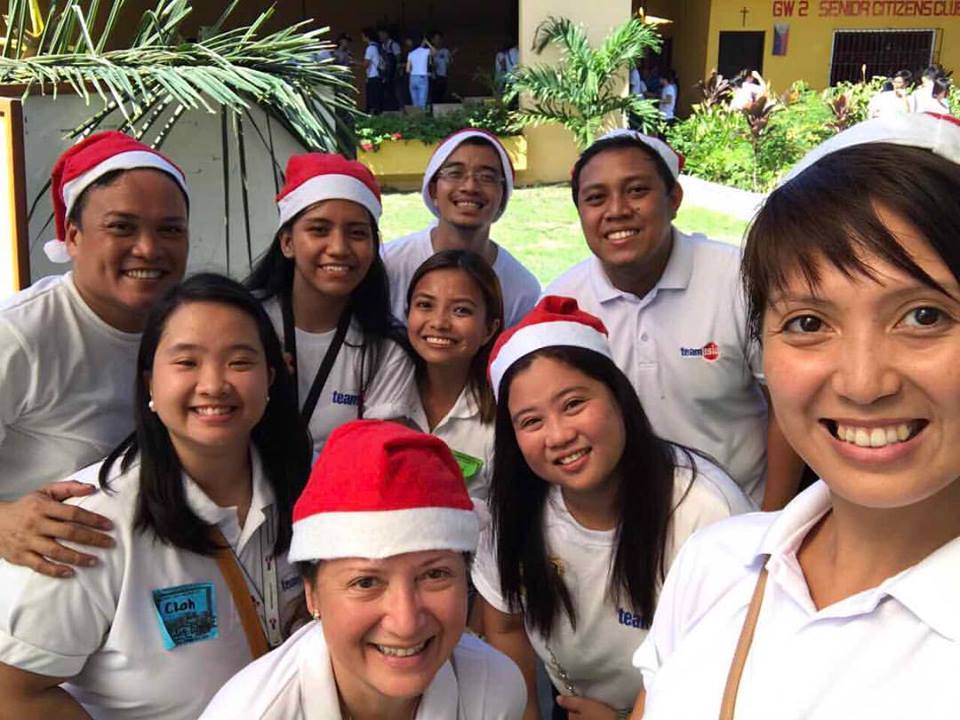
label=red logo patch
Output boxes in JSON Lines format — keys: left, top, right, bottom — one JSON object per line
{"left": 702, "top": 342, "right": 720, "bottom": 362}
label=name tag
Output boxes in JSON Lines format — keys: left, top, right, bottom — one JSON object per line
{"left": 152, "top": 582, "right": 219, "bottom": 650}
{"left": 452, "top": 450, "right": 483, "bottom": 481}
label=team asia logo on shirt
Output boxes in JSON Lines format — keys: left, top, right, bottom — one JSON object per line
{"left": 617, "top": 607, "right": 645, "bottom": 629}
{"left": 331, "top": 390, "right": 360, "bottom": 406}
{"left": 679, "top": 341, "right": 720, "bottom": 362}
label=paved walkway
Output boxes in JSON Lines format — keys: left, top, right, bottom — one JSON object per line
{"left": 679, "top": 174, "right": 766, "bottom": 222}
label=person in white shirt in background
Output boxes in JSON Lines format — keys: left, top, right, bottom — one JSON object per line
{"left": 377, "top": 27, "right": 401, "bottom": 112}
{"left": 633, "top": 113, "right": 960, "bottom": 720}
{"left": 547, "top": 130, "right": 804, "bottom": 509}
{"left": 868, "top": 70, "right": 913, "bottom": 119}
{"left": 202, "top": 419, "right": 527, "bottom": 720}
{"left": 361, "top": 27, "right": 383, "bottom": 115}
{"left": 628, "top": 64, "right": 648, "bottom": 131}
{"left": 430, "top": 31, "right": 453, "bottom": 104}
{"left": 407, "top": 35, "right": 432, "bottom": 109}
{"left": 915, "top": 77, "right": 952, "bottom": 115}
{"left": 658, "top": 69, "right": 678, "bottom": 125}
{"left": 383, "top": 128, "right": 539, "bottom": 329}
{"left": 0, "top": 273, "right": 312, "bottom": 720}
{"left": 0, "top": 131, "right": 190, "bottom": 579}
{"left": 245, "top": 153, "right": 412, "bottom": 461}
{"left": 729, "top": 69, "right": 764, "bottom": 111}
{"left": 474, "top": 296, "right": 751, "bottom": 720}
{"left": 371, "top": 250, "right": 502, "bottom": 499}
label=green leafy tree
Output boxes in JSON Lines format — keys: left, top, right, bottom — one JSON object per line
{"left": 504, "top": 15, "right": 662, "bottom": 148}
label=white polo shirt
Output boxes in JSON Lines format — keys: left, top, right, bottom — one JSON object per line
{"left": 263, "top": 299, "right": 414, "bottom": 460}
{"left": 364, "top": 43, "right": 381, "bottom": 78}
{"left": 634, "top": 480, "right": 960, "bottom": 719}
{"left": 0, "top": 273, "right": 140, "bottom": 499}
{"left": 201, "top": 621, "right": 527, "bottom": 719}
{"left": 408, "top": 46, "right": 431, "bottom": 77}
{"left": 472, "top": 451, "right": 751, "bottom": 713}
{"left": 0, "top": 451, "right": 303, "bottom": 720}
{"left": 383, "top": 226, "right": 541, "bottom": 328}
{"left": 546, "top": 229, "right": 767, "bottom": 503}
{"left": 367, "top": 377, "right": 495, "bottom": 499}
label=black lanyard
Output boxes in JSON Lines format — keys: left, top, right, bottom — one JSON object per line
{"left": 280, "top": 292, "right": 352, "bottom": 425}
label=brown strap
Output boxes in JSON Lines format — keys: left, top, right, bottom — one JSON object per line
{"left": 719, "top": 564, "right": 769, "bottom": 720}
{"left": 210, "top": 527, "right": 270, "bottom": 659}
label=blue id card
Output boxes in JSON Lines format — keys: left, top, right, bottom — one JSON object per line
{"left": 152, "top": 582, "right": 218, "bottom": 650}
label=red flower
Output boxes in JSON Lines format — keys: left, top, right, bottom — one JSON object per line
{"left": 360, "top": 142, "right": 374, "bottom": 152}
{"left": 392, "top": 132, "right": 403, "bottom": 140}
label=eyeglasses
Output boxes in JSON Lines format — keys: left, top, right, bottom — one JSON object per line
{"left": 435, "top": 166, "right": 504, "bottom": 187}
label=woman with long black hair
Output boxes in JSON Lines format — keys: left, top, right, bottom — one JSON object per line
{"left": 0, "top": 273, "right": 311, "bottom": 719}
{"left": 246, "top": 153, "right": 412, "bottom": 459}
{"left": 473, "top": 296, "right": 750, "bottom": 719}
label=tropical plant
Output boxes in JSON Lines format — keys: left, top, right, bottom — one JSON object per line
{"left": 503, "top": 15, "right": 663, "bottom": 148}
{"left": 0, "top": 0, "right": 356, "bottom": 271}
{"left": 697, "top": 69, "right": 733, "bottom": 109}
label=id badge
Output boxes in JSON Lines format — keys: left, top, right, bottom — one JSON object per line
{"left": 452, "top": 450, "right": 483, "bottom": 481}
{"left": 152, "top": 582, "right": 218, "bottom": 650}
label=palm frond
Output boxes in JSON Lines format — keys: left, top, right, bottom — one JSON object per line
{"left": 0, "top": 0, "right": 356, "bottom": 153}
{"left": 509, "top": 14, "right": 662, "bottom": 148}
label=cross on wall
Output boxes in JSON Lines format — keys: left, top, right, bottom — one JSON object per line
{"left": 740, "top": 6, "right": 750, "bottom": 26}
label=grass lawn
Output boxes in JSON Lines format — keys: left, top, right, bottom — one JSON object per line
{"left": 381, "top": 184, "right": 749, "bottom": 286}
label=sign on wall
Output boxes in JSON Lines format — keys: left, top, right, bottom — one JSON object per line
{"left": 773, "top": 0, "right": 960, "bottom": 16}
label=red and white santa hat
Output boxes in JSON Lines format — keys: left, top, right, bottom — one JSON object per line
{"left": 422, "top": 128, "right": 515, "bottom": 220}
{"left": 782, "top": 112, "right": 960, "bottom": 184}
{"left": 488, "top": 295, "right": 612, "bottom": 400}
{"left": 288, "top": 419, "right": 479, "bottom": 562}
{"left": 590, "top": 128, "right": 685, "bottom": 179}
{"left": 276, "top": 153, "right": 382, "bottom": 231}
{"left": 46, "top": 130, "right": 188, "bottom": 263}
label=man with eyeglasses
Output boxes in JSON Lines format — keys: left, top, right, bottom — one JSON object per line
{"left": 382, "top": 129, "right": 540, "bottom": 327}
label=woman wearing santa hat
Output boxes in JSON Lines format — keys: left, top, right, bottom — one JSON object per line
{"left": 201, "top": 419, "right": 527, "bottom": 719}
{"left": 382, "top": 129, "right": 540, "bottom": 328}
{"left": 474, "top": 295, "right": 751, "bottom": 719}
{"left": 0, "top": 131, "right": 190, "bottom": 578}
{"left": 0, "top": 273, "right": 311, "bottom": 719}
{"left": 370, "top": 249, "right": 503, "bottom": 499}
{"left": 632, "top": 114, "right": 960, "bottom": 719}
{"left": 245, "top": 154, "right": 413, "bottom": 459}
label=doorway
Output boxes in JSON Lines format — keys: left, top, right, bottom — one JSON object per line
{"left": 718, "top": 31, "right": 764, "bottom": 79}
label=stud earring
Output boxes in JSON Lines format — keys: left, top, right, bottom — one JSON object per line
{"left": 311, "top": 609, "right": 320, "bottom": 621}
{"left": 148, "top": 399, "right": 156, "bottom": 412}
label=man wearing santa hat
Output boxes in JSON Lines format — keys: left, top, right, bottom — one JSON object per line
{"left": 0, "top": 131, "right": 190, "bottom": 576}
{"left": 382, "top": 129, "right": 540, "bottom": 328}
{"left": 202, "top": 419, "right": 527, "bottom": 719}
{"left": 547, "top": 129, "right": 803, "bottom": 511}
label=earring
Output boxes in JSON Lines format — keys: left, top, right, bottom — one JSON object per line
{"left": 148, "top": 399, "right": 156, "bottom": 412}
{"left": 265, "top": 393, "right": 271, "bottom": 403}
{"left": 311, "top": 609, "right": 320, "bottom": 621}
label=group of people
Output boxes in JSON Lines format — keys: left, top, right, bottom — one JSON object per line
{"left": 868, "top": 64, "right": 954, "bottom": 119}
{"left": 0, "top": 107, "right": 958, "bottom": 719}
{"left": 356, "top": 27, "right": 454, "bottom": 114}
{"left": 628, "top": 65, "right": 679, "bottom": 128}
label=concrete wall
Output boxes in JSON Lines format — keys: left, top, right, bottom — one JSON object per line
{"left": 15, "top": 94, "right": 305, "bottom": 284}
{"left": 705, "top": 0, "right": 960, "bottom": 92}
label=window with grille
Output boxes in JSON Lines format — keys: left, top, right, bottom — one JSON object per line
{"left": 829, "top": 29, "right": 935, "bottom": 85}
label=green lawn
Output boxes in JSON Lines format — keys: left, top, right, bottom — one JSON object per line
{"left": 380, "top": 184, "right": 749, "bottom": 286}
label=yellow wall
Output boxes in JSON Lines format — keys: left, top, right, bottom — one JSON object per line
{"left": 518, "top": 0, "right": 633, "bottom": 183}
{"left": 704, "top": 0, "right": 960, "bottom": 93}
{"left": 640, "top": 0, "right": 713, "bottom": 113}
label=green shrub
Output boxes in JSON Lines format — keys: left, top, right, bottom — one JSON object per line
{"left": 355, "top": 104, "right": 521, "bottom": 152}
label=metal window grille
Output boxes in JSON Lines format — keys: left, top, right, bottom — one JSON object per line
{"left": 829, "top": 29, "right": 935, "bottom": 85}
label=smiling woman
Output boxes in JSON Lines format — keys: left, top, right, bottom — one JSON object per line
{"left": 245, "top": 154, "right": 414, "bottom": 459}
{"left": 0, "top": 274, "right": 312, "bottom": 719}
{"left": 634, "top": 114, "right": 960, "bottom": 720}
{"left": 201, "top": 420, "right": 527, "bottom": 720}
